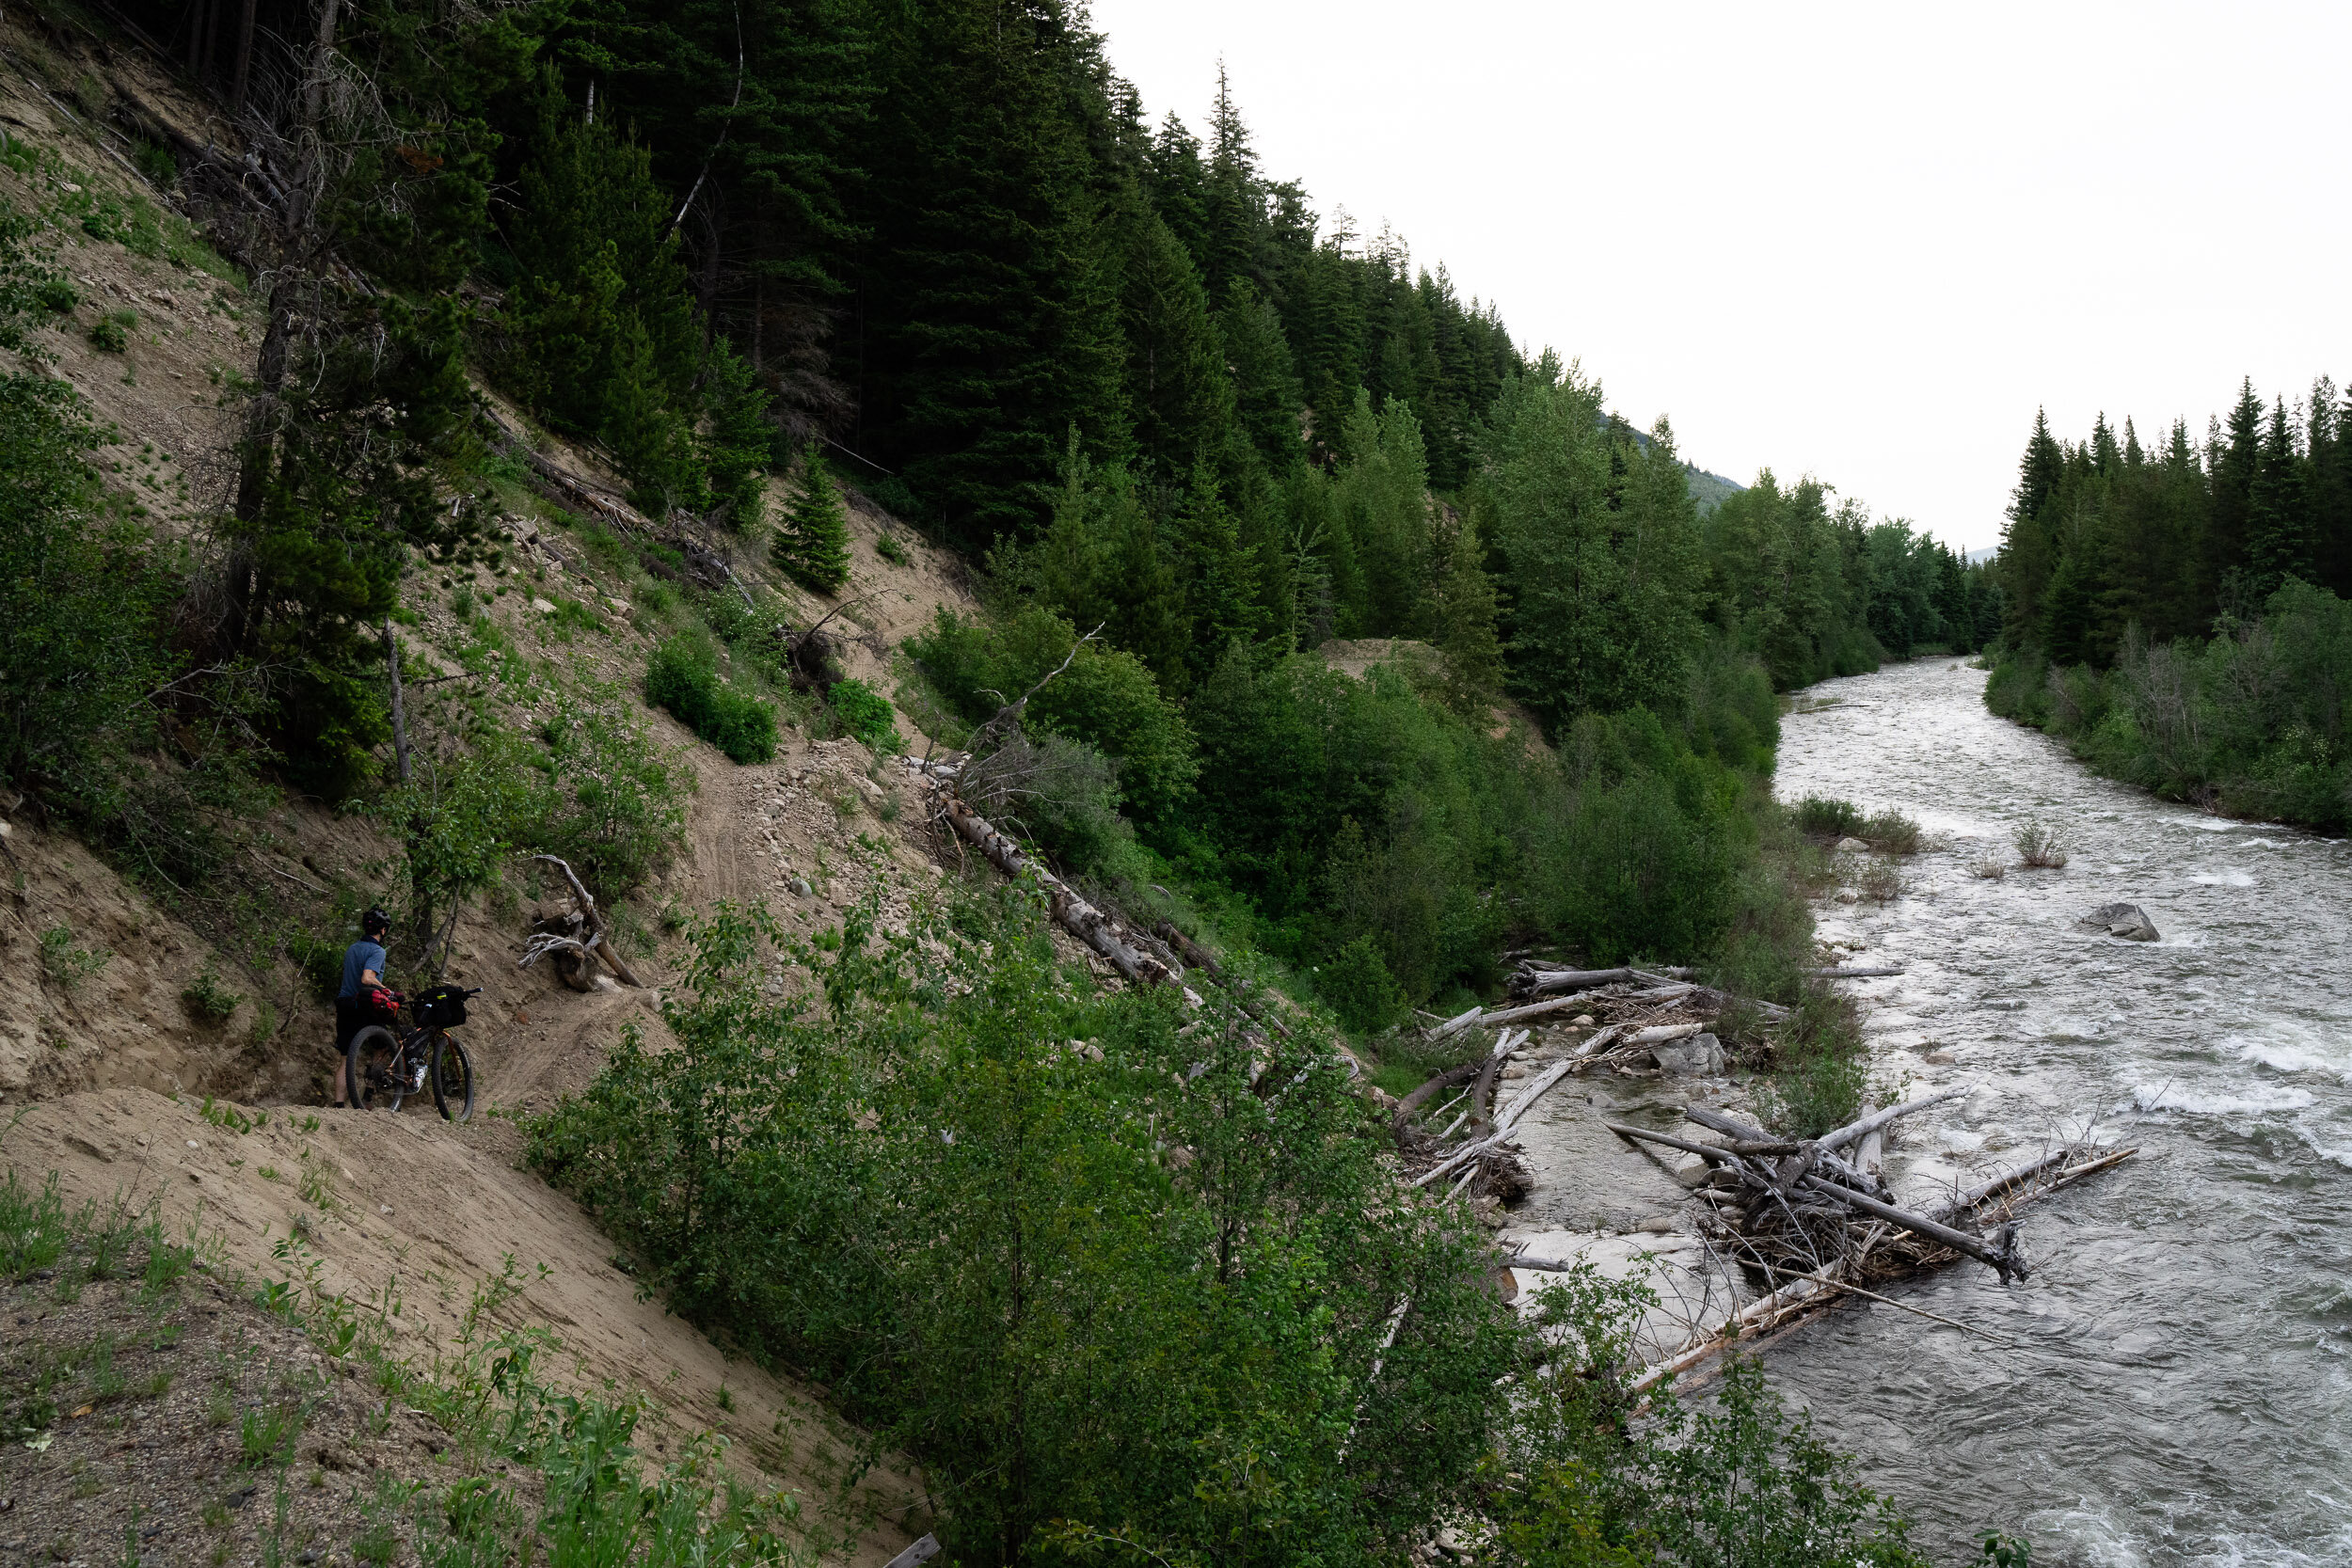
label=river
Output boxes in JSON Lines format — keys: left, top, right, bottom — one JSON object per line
{"left": 1767, "top": 657, "right": 2352, "bottom": 1566}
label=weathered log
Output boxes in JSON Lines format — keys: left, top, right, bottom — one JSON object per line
{"left": 1927, "top": 1144, "right": 2136, "bottom": 1224}
{"left": 1517, "top": 966, "right": 1639, "bottom": 997}
{"left": 1467, "top": 1027, "right": 1526, "bottom": 1129}
{"left": 1412, "top": 1062, "right": 1572, "bottom": 1190}
{"left": 1430, "top": 994, "right": 1594, "bottom": 1037}
{"left": 942, "top": 797, "right": 1197, "bottom": 1000}
{"left": 1154, "top": 922, "right": 1223, "bottom": 977}
{"left": 1806, "top": 965, "right": 1906, "bottom": 979}
{"left": 519, "top": 854, "right": 644, "bottom": 989}
{"left": 1795, "top": 1176, "right": 2025, "bottom": 1280}
{"left": 1817, "top": 1086, "right": 1967, "bottom": 1153}
{"left": 1391, "top": 1062, "right": 1482, "bottom": 1128}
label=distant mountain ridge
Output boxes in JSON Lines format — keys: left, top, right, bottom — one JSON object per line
{"left": 1682, "top": 463, "right": 1744, "bottom": 514}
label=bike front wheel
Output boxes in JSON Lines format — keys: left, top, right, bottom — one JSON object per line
{"left": 429, "top": 1035, "right": 475, "bottom": 1123}
{"left": 344, "top": 1024, "right": 402, "bottom": 1111}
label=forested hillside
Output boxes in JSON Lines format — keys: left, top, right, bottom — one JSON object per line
{"left": 8, "top": 0, "right": 1999, "bottom": 1029}
{"left": 1987, "top": 388, "right": 2352, "bottom": 832}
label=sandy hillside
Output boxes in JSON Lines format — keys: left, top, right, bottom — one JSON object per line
{"left": 0, "top": 14, "right": 1017, "bottom": 1557}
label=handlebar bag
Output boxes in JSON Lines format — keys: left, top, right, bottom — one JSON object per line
{"left": 413, "top": 984, "right": 469, "bottom": 1028}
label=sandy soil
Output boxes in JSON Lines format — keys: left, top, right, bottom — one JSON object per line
{"left": 0, "top": 1087, "right": 932, "bottom": 1559}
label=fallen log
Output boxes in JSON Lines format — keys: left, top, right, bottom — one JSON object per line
{"left": 1391, "top": 1061, "right": 1482, "bottom": 1129}
{"left": 1679, "top": 1105, "right": 1883, "bottom": 1195}
{"left": 1154, "top": 922, "right": 1223, "bottom": 977}
{"left": 1807, "top": 965, "right": 1906, "bottom": 979}
{"left": 1794, "top": 1175, "right": 2025, "bottom": 1280}
{"left": 1429, "top": 994, "right": 1593, "bottom": 1037}
{"left": 1411, "top": 1060, "right": 1574, "bottom": 1189}
{"left": 1466, "top": 1027, "right": 1528, "bottom": 1130}
{"left": 942, "top": 797, "right": 1197, "bottom": 999}
{"left": 1817, "top": 1086, "right": 1967, "bottom": 1153}
{"left": 1613, "top": 1120, "right": 2023, "bottom": 1278}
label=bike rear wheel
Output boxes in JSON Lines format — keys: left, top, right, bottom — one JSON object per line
{"left": 429, "top": 1035, "right": 475, "bottom": 1123}
{"left": 344, "top": 1024, "right": 402, "bottom": 1111}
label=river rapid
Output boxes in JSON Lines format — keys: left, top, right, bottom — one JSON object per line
{"left": 1767, "top": 658, "right": 2352, "bottom": 1566}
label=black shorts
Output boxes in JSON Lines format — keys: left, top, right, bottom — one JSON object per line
{"left": 334, "top": 996, "right": 373, "bottom": 1053}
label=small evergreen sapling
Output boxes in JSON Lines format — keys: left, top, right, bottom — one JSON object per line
{"left": 771, "top": 451, "right": 851, "bottom": 593}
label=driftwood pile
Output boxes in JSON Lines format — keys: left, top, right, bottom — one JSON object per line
{"left": 1606, "top": 1099, "right": 2136, "bottom": 1386}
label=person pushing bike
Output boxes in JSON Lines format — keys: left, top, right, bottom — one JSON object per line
{"left": 333, "top": 908, "right": 398, "bottom": 1108}
{"left": 333, "top": 908, "right": 480, "bottom": 1121}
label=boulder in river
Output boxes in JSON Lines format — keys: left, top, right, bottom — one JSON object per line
{"left": 2078, "top": 902, "right": 2160, "bottom": 942}
{"left": 1835, "top": 836, "right": 1870, "bottom": 853}
{"left": 1652, "top": 1032, "right": 1725, "bottom": 1075}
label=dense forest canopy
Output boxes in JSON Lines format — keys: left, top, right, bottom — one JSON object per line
{"left": 1986, "top": 388, "right": 2352, "bottom": 832}
{"left": 16, "top": 0, "right": 2010, "bottom": 1021}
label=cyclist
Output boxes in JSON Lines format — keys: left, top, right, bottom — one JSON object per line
{"left": 333, "top": 909, "right": 396, "bottom": 1107}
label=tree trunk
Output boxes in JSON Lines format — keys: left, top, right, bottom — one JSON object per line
{"left": 230, "top": 0, "right": 258, "bottom": 110}
{"left": 384, "top": 618, "right": 411, "bottom": 785}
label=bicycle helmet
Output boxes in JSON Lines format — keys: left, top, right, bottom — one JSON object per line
{"left": 361, "top": 907, "right": 391, "bottom": 939}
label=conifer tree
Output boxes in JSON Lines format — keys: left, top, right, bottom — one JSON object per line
{"left": 773, "top": 450, "right": 852, "bottom": 593}
{"left": 2246, "top": 396, "right": 2312, "bottom": 596}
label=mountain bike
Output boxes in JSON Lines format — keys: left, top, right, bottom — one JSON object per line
{"left": 343, "top": 984, "right": 480, "bottom": 1122}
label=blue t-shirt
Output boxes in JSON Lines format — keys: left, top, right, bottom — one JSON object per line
{"left": 339, "top": 940, "right": 388, "bottom": 1000}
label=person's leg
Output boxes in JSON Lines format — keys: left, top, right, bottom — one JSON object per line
{"left": 330, "top": 997, "right": 357, "bottom": 1105}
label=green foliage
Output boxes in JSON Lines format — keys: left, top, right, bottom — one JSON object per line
{"left": 519, "top": 705, "right": 694, "bottom": 903}
{"left": 909, "top": 606, "right": 1200, "bottom": 825}
{"left": 87, "top": 309, "right": 133, "bottom": 352}
{"left": 181, "top": 966, "right": 242, "bottom": 1025}
{"left": 1479, "top": 370, "right": 1702, "bottom": 729}
{"left": 1987, "top": 578, "right": 2352, "bottom": 832}
{"left": 503, "top": 82, "right": 705, "bottom": 513}
{"left": 771, "top": 451, "right": 851, "bottom": 592}
{"left": 644, "top": 635, "right": 777, "bottom": 764}
{"left": 1491, "top": 1266, "right": 1926, "bottom": 1568}
{"left": 529, "top": 892, "right": 1518, "bottom": 1562}
{"left": 39, "top": 924, "right": 110, "bottom": 991}
{"left": 1792, "top": 796, "right": 1863, "bottom": 838}
{"left": 875, "top": 531, "right": 910, "bottom": 566}
{"left": 0, "top": 203, "right": 176, "bottom": 814}
{"left": 824, "top": 676, "right": 897, "bottom": 752}
{"left": 1755, "top": 991, "right": 1868, "bottom": 1138}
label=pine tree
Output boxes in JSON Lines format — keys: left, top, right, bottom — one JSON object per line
{"left": 773, "top": 450, "right": 852, "bottom": 593}
{"left": 1217, "top": 279, "right": 1303, "bottom": 470}
{"left": 2245, "top": 396, "right": 2312, "bottom": 597}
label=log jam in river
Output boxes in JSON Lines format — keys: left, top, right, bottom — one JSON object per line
{"left": 1767, "top": 657, "right": 2352, "bottom": 1564}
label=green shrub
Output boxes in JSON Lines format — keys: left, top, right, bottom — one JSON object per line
{"left": 520, "top": 705, "right": 693, "bottom": 900}
{"left": 528, "top": 894, "right": 1518, "bottom": 1563}
{"left": 285, "top": 930, "right": 345, "bottom": 1002}
{"left": 1792, "top": 795, "right": 1863, "bottom": 838}
{"left": 87, "top": 309, "right": 133, "bottom": 352}
{"left": 181, "top": 966, "right": 241, "bottom": 1025}
{"left": 771, "top": 451, "right": 850, "bottom": 592}
{"left": 644, "top": 635, "right": 775, "bottom": 763}
{"left": 33, "top": 277, "right": 73, "bottom": 313}
{"left": 1320, "top": 931, "right": 1409, "bottom": 1035}
{"left": 39, "top": 924, "right": 109, "bottom": 991}
{"left": 825, "top": 676, "right": 898, "bottom": 753}
{"left": 2014, "top": 821, "right": 2067, "bottom": 868}
{"left": 875, "top": 532, "right": 910, "bottom": 566}
{"left": 1859, "top": 808, "right": 1922, "bottom": 854}
{"left": 910, "top": 606, "right": 1199, "bottom": 824}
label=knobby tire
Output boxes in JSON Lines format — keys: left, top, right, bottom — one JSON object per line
{"left": 429, "top": 1034, "right": 475, "bottom": 1123}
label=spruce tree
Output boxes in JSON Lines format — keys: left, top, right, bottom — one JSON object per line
{"left": 773, "top": 450, "right": 852, "bottom": 593}
{"left": 2246, "top": 396, "right": 2312, "bottom": 597}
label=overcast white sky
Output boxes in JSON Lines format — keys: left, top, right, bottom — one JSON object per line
{"left": 1087, "top": 0, "right": 2351, "bottom": 553}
